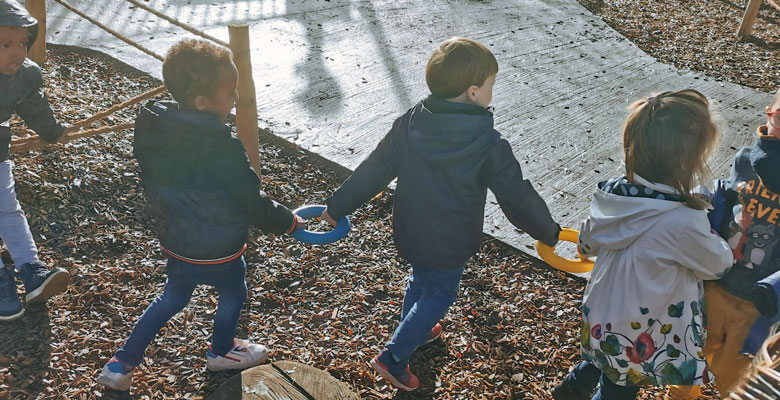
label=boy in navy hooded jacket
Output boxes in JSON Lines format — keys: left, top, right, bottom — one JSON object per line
{"left": 97, "top": 39, "right": 303, "bottom": 392}
{"left": 322, "top": 37, "right": 561, "bottom": 391}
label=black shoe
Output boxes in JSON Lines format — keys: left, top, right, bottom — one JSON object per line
{"left": 551, "top": 379, "right": 591, "bottom": 400}
{"left": 0, "top": 267, "right": 23, "bottom": 321}
{"left": 17, "top": 261, "right": 70, "bottom": 304}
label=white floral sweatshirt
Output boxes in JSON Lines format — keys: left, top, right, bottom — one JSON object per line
{"left": 578, "top": 174, "right": 733, "bottom": 387}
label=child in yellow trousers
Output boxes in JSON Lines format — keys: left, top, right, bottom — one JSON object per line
{"left": 667, "top": 89, "right": 780, "bottom": 399}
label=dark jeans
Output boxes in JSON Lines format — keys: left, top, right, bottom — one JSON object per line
{"left": 115, "top": 256, "right": 248, "bottom": 366}
{"left": 385, "top": 264, "right": 465, "bottom": 362}
{"left": 566, "top": 361, "right": 640, "bottom": 400}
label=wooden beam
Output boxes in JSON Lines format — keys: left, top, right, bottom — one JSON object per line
{"left": 26, "top": 0, "right": 46, "bottom": 64}
{"left": 228, "top": 23, "right": 262, "bottom": 181}
{"left": 738, "top": 0, "right": 762, "bottom": 36}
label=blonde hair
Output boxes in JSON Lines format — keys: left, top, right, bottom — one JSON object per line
{"left": 622, "top": 89, "right": 719, "bottom": 210}
{"left": 727, "top": 325, "right": 780, "bottom": 399}
{"left": 162, "top": 39, "right": 233, "bottom": 107}
{"left": 425, "top": 37, "right": 498, "bottom": 99}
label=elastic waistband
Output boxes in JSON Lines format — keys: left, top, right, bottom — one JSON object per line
{"left": 162, "top": 243, "right": 246, "bottom": 265}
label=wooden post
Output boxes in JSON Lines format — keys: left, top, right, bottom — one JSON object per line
{"left": 737, "top": 0, "right": 762, "bottom": 36}
{"left": 26, "top": 0, "right": 46, "bottom": 64}
{"left": 228, "top": 23, "right": 262, "bottom": 181}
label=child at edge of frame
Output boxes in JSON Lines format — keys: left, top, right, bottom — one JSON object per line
{"left": 96, "top": 38, "right": 305, "bottom": 392}
{"left": 0, "top": 0, "right": 77, "bottom": 322}
{"left": 320, "top": 36, "right": 561, "bottom": 392}
{"left": 666, "top": 89, "right": 780, "bottom": 399}
{"left": 551, "top": 90, "right": 734, "bottom": 400}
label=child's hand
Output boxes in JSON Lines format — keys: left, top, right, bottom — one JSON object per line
{"left": 321, "top": 208, "right": 337, "bottom": 227}
{"left": 294, "top": 215, "right": 306, "bottom": 230}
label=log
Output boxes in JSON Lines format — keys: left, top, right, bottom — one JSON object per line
{"left": 209, "top": 361, "right": 359, "bottom": 400}
{"left": 228, "top": 23, "right": 262, "bottom": 181}
{"left": 25, "top": 0, "right": 46, "bottom": 64}
{"left": 737, "top": 0, "right": 763, "bottom": 37}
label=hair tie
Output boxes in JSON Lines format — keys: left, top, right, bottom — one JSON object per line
{"left": 647, "top": 96, "right": 660, "bottom": 110}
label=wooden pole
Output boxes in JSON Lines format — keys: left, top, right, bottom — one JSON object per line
{"left": 738, "top": 0, "right": 762, "bottom": 36}
{"left": 228, "top": 23, "right": 262, "bottom": 181}
{"left": 26, "top": 0, "right": 46, "bottom": 64}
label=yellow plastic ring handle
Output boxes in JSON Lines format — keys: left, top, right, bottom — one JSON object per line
{"left": 535, "top": 228, "right": 595, "bottom": 274}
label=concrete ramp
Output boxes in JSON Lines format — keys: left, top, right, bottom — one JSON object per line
{"left": 40, "top": 0, "right": 771, "bottom": 258}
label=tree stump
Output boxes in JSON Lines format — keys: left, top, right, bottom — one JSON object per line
{"left": 209, "top": 361, "right": 360, "bottom": 400}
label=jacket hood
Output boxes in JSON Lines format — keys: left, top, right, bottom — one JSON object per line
{"left": 134, "top": 100, "right": 230, "bottom": 179}
{"left": 583, "top": 174, "right": 687, "bottom": 251}
{"left": 753, "top": 125, "right": 780, "bottom": 193}
{"left": 407, "top": 95, "right": 499, "bottom": 166}
{"left": 0, "top": 0, "right": 38, "bottom": 45}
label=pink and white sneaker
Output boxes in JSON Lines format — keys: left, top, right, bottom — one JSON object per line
{"left": 206, "top": 338, "right": 269, "bottom": 371}
{"left": 424, "top": 322, "right": 443, "bottom": 345}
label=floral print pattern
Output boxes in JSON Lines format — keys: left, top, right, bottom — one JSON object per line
{"left": 580, "top": 300, "right": 711, "bottom": 387}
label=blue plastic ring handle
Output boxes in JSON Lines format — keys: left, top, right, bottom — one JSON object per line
{"left": 289, "top": 205, "right": 350, "bottom": 245}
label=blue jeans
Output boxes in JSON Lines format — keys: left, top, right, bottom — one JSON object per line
{"left": 565, "top": 361, "right": 640, "bottom": 400}
{"left": 0, "top": 160, "right": 39, "bottom": 268}
{"left": 385, "top": 264, "right": 464, "bottom": 362}
{"left": 115, "top": 256, "right": 248, "bottom": 366}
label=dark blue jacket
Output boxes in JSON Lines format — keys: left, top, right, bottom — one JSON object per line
{"left": 0, "top": 1, "right": 62, "bottom": 161}
{"left": 717, "top": 126, "right": 780, "bottom": 300}
{"left": 326, "top": 96, "right": 560, "bottom": 269}
{"left": 133, "top": 100, "right": 295, "bottom": 260}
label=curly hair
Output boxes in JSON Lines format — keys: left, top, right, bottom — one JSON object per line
{"left": 425, "top": 37, "right": 498, "bottom": 99}
{"left": 162, "top": 39, "right": 233, "bottom": 106}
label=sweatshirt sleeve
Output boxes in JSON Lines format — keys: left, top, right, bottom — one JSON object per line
{"left": 674, "top": 211, "right": 734, "bottom": 280}
{"left": 325, "top": 112, "right": 407, "bottom": 220}
{"left": 211, "top": 138, "right": 295, "bottom": 235}
{"left": 14, "top": 65, "right": 64, "bottom": 142}
{"left": 483, "top": 139, "right": 560, "bottom": 246}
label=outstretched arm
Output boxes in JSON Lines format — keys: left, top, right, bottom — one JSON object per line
{"left": 211, "top": 139, "right": 297, "bottom": 235}
{"left": 484, "top": 140, "right": 560, "bottom": 246}
{"left": 14, "top": 68, "right": 64, "bottom": 143}
{"left": 324, "top": 112, "right": 409, "bottom": 221}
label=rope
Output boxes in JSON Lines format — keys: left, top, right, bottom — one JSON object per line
{"left": 11, "top": 85, "right": 168, "bottom": 153}
{"left": 10, "top": 123, "right": 134, "bottom": 154}
{"left": 52, "top": 0, "right": 164, "bottom": 61}
{"left": 72, "top": 85, "right": 167, "bottom": 128}
{"left": 123, "top": 0, "right": 230, "bottom": 48}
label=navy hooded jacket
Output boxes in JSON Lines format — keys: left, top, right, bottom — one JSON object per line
{"left": 133, "top": 100, "right": 295, "bottom": 260}
{"left": 0, "top": 0, "right": 62, "bottom": 161}
{"left": 326, "top": 96, "right": 560, "bottom": 269}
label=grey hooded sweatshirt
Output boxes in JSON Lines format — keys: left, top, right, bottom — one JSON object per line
{"left": 0, "top": 0, "right": 63, "bottom": 161}
{"left": 326, "top": 95, "right": 560, "bottom": 269}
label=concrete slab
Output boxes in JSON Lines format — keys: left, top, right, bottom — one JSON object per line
{"left": 35, "top": 0, "right": 772, "bottom": 259}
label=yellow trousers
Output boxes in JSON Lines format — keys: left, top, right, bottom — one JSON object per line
{"left": 666, "top": 282, "right": 760, "bottom": 399}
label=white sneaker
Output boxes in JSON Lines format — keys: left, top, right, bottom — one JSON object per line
{"left": 206, "top": 338, "right": 269, "bottom": 371}
{"left": 96, "top": 357, "right": 133, "bottom": 391}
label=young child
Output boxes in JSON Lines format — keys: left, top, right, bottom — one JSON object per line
{"left": 0, "top": 0, "right": 73, "bottom": 321}
{"left": 97, "top": 39, "right": 304, "bottom": 391}
{"left": 666, "top": 89, "right": 780, "bottom": 399}
{"left": 321, "top": 37, "right": 561, "bottom": 391}
{"left": 552, "top": 90, "right": 734, "bottom": 400}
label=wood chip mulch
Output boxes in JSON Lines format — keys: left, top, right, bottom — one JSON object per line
{"left": 0, "top": 46, "right": 591, "bottom": 400}
{"left": 576, "top": 0, "right": 780, "bottom": 91}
